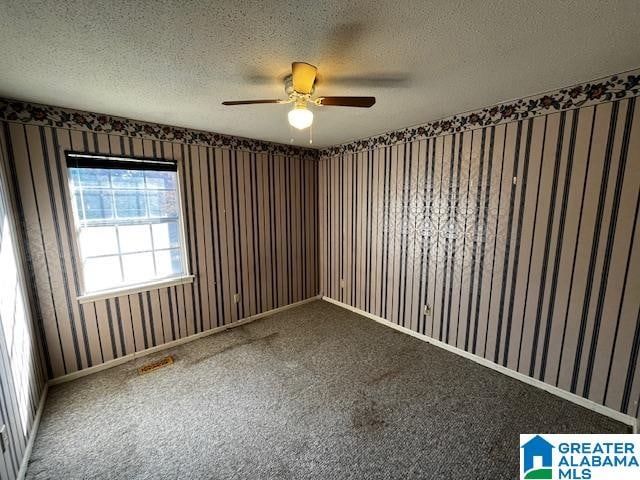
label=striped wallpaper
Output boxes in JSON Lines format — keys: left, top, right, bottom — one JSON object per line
{"left": 0, "top": 150, "right": 47, "bottom": 480}
{"left": 0, "top": 120, "right": 319, "bottom": 380}
{"left": 319, "top": 97, "right": 640, "bottom": 419}
{"left": 1, "top": 67, "right": 639, "bottom": 443}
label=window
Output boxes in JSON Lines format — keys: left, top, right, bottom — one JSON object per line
{"left": 0, "top": 166, "right": 34, "bottom": 434}
{"left": 67, "top": 152, "right": 190, "bottom": 297}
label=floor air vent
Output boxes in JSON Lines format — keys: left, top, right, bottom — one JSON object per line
{"left": 138, "top": 355, "right": 174, "bottom": 375}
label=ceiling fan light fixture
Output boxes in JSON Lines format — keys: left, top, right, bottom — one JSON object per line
{"left": 221, "top": 62, "right": 376, "bottom": 135}
{"left": 288, "top": 104, "right": 313, "bottom": 130}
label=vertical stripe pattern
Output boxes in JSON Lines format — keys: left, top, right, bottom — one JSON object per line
{"left": 0, "top": 122, "right": 319, "bottom": 382}
{"left": 319, "top": 99, "right": 640, "bottom": 419}
{"left": 0, "top": 126, "right": 47, "bottom": 480}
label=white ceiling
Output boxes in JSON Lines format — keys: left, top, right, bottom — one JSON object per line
{"left": 1, "top": 0, "right": 639, "bottom": 148}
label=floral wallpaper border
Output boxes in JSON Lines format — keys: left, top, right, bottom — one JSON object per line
{"left": 2, "top": 69, "right": 639, "bottom": 159}
{"left": 0, "top": 98, "right": 317, "bottom": 158}
{"left": 319, "top": 68, "right": 640, "bottom": 157}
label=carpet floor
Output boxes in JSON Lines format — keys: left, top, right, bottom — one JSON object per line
{"left": 26, "top": 300, "right": 628, "bottom": 479}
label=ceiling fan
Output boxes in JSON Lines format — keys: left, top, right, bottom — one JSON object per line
{"left": 222, "top": 62, "right": 376, "bottom": 130}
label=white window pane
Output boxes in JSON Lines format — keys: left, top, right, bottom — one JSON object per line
{"left": 79, "top": 226, "right": 118, "bottom": 257}
{"left": 114, "top": 190, "right": 147, "bottom": 219}
{"left": 69, "top": 168, "right": 110, "bottom": 188}
{"left": 111, "top": 170, "right": 145, "bottom": 189}
{"left": 155, "top": 249, "right": 183, "bottom": 277}
{"left": 118, "top": 224, "right": 152, "bottom": 253}
{"left": 145, "top": 171, "right": 176, "bottom": 189}
{"left": 69, "top": 162, "right": 187, "bottom": 293}
{"left": 74, "top": 190, "right": 114, "bottom": 221}
{"left": 84, "top": 256, "right": 122, "bottom": 292}
{"left": 152, "top": 222, "right": 180, "bottom": 249}
{"left": 122, "top": 252, "right": 155, "bottom": 284}
{"left": 147, "top": 191, "right": 178, "bottom": 218}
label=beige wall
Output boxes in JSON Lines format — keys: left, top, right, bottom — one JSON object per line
{"left": 1, "top": 68, "right": 639, "bottom": 428}
{"left": 319, "top": 98, "right": 640, "bottom": 418}
{"left": 0, "top": 118, "right": 319, "bottom": 380}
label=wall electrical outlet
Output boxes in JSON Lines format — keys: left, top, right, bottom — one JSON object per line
{"left": 424, "top": 304, "right": 432, "bottom": 316}
{"left": 0, "top": 424, "right": 7, "bottom": 453}
{"left": 233, "top": 293, "right": 240, "bottom": 304}
{"left": 340, "top": 279, "right": 345, "bottom": 289}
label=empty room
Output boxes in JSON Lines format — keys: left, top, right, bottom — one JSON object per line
{"left": 1, "top": 1, "right": 639, "bottom": 479}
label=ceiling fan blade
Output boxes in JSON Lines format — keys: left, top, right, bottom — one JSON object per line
{"left": 221, "top": 99, "right": 286, "bottom": 105}
{"left": 316, "top": 73, "right": 410, "bottom": 88}
{"left": 316, "top": 96, "right": 376, "bottom": 108}
{"left": 292, "top": 62, "right": 318, "bottom": 94}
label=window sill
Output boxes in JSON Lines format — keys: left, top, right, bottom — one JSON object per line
{"left": 77, "top": 275, "right": 195, "bottom": 304}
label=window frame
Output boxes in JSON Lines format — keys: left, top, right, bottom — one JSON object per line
{"left": 64, "top": 151, "right": 193, "bottom": 303}
{"left": 0, "top": 150, "right": 43, "bottom": 434}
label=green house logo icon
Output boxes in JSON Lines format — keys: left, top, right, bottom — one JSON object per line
{"left": 521, "top": 435, "right": 554, "bottom": 479}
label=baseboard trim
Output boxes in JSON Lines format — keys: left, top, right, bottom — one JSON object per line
{"left": 17, "top": 383, "right": 48, "bottom": 480}
{"left": 322, "top": 296, "right": 637, "bottom": 431}
{"left": 49, "top": 295, "right": 321, "bottom": 386}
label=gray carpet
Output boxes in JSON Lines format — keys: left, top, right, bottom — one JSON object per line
{"left": 26, "top": 300, "right": 628, "bottom": 479}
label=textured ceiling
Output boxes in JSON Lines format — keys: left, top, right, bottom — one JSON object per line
{"left": 1, "top": 1, "right": 639, "bottom": 148}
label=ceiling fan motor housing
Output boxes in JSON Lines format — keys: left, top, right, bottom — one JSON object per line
{"left": 284, "top": 74, "right": 315, "bottom": 97}
{"left": 221, "top": 63, "right": 374, "bottom": 112}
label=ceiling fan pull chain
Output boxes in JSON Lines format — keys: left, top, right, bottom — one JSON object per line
{"left": 309, "top": 124, "right": 313, "bottom": 145}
